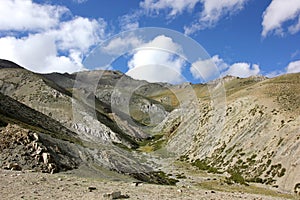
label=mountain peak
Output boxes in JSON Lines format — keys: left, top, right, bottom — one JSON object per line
{"left": 0, "top": 59, "right": 23, "bottom": 69}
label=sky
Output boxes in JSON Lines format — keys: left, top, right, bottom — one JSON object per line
{"left": 0, "top": 0, "right": 300, "bottom": 84}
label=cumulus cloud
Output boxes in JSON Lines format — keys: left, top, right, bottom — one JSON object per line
{"left": 286, "top": 60, "right": 300, "bottom": 73}
{"left": 190, "top": 55, "right": 261, "bottom": 80}
{"left": 224, "top": 63, "right": 260, "bottom": 78}
{"left": 126, "top": 65, "right": 185, "bottom": 83}
{"left": 140, "top": 0, "right": 199, "bottom": 16}
{"left": 0, "top": 0, "right": 107, "bottom": 74}
{"left": 262, "top": 0, "right": 300, "bottom": 37}
{"left": 0, "top": 0, "right": 68, "bottom": 32}
{"left": 190, "top": 55, "right": 226, "bottom": 80}
{"left": 53, "top": 17, "right": 106, "bottom": 52}
{"left": 185, "top": 0, "right": 248, "bottom": 35}
{"left": 126, "top": 35, "right": 186, "bottom": 83}
{"left": 0, "top": 34, "right": 84, "bottom": 73}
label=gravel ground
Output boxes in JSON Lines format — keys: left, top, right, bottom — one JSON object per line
{"left": 0, "top": 169, "right": 297, "bottom": 200}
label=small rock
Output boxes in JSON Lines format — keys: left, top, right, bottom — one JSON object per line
{"left": 33, "top": 132, "right": 39, "bottom": 141}
{"left": 103, "top": 191, "right": 129, "bottom": 199}
{"left": 131, "top": 181, "right": 143, "bottom": 187}
{"left": 40, "top": 177, "right": 46, "bottom": 181}
{"left": 35, "top": 146, "right": 43, "bottom": 155}
{"left": 111, "top": 191, "right": 122, "bottom": 199}
{"left": 42, "top": 152, "right": 50, "bottom": 164}
{"left": 48, "top": 163, "right": 56, "bottom": 174}
{"left": 5, "top": 163, "right": 22, "bottom": 171}
{"left": 88, "top": 186, "right": 97, "bottom": 192}
{"left": 177, "top": 189, "right": 182, "bottom": 193}
{"left": 58, "top": 178, "right": 62, "bottom": 181}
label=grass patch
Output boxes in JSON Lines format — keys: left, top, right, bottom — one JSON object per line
{"left": 192, "top": 159, "right": 222, "bottom": 174}
{"left": 137, "top": 134, "right": 165, "bottom": 152}
{"left": 130, "top": 171, "right": 179, "bottom": 185}
{"left": 198, "top": 180, "right": 296, "bottom": 199}
{"left": 226, "top": 169, "right": 248, "bottom": 185}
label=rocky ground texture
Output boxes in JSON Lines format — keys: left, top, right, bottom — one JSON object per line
{"left": 0, "top": 169, "right": 297, "bottom": 200}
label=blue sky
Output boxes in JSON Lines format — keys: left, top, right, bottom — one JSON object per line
{"left": 0, "top": 0, "right": 300, "bottom": 83}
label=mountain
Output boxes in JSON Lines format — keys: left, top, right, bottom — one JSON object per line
{"left": 0, "top": 59, "right": 299, "bottom": 196}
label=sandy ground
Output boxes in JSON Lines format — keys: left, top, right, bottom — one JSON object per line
{"left": 0, "top": 169, "right": 297, "bottom": 200}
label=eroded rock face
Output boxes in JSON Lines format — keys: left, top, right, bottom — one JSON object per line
{"left": 0, "top": 124, "right": 77, "bottom": 173}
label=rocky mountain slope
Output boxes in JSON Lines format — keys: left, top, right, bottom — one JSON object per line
{"left": 0, "top": 59, "right": 299, "bottom": 197}
{"left": 157, "top": 73, "right": 300, "bottom": 193}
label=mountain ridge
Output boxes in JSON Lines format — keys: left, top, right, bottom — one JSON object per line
{"left": 0, "top": 59, "right": 299, "bottom": 196}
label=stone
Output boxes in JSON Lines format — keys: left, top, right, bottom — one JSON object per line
{"left": 42, "top": 152, "right": 50, "bottom": 164}
{"left": 5, "top": 163, "right": 22, "bottom": 171}
{"left": 33, "top": 133, "right": 39, "bottom": 141}
{"left": 103, "top": 191, "right": 129, "bottom": 199}
{"left": 111, "top": 191, "right": 122, "bottom": 199}
{"left": 48, "top": 163, "right": 56, "bottom": 174}
{"left": 35, "top": 146, "right": 43, "bottom": 155}
{"left": 132, "top": 181, "right": 143, "bottom": 187}
{"left": 294, "top": 183, "right": 300, "bottom": 195}
{"left": 88, "top": 186, "right": 96, "bottom": 192}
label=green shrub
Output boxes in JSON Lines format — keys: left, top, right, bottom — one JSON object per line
{"left": 226, "top": 169, "right": 248, "bottom": 185}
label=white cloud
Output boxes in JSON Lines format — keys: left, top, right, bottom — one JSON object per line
{"left": 140, "top": 35, "right": 183, "bottom": 54}
{"left": 139, "top": 0, "right": 248, "bottom": 35}
{"left": 118, "top": 12, "right": 140, "bottom": 31}
{"left": 0, "top": 34, "right": 84, "bottom": 73}
{"left": 72, "top": 0, "right": 88, "bottom": 4}
{"left": 53, "top": 17, "right": 106, "bottom": 52}
{"left": 286, "top": 60, "right": 300, "bottom": 73}
{"left": 102, "top": 34, "right": 144, "bottom": 55}
{"left": 126, "top": 35, "right": 185, "bottom": 83}
{"left": 288, "top": 16, "right": 300, "bottom": 34}
{"left": 190, "top": 55, "right": 261, "bottom": 79}
{"left": 140, "top": 0, "right": 199, "bottom": 17}
{"left": 0, "top": 1, "right": 107, "bottom": 74}
{"left": 224, "top": 63, "right": 260, "bottom": 78}
{"left": 262, "top": 0, "right": 300, "bottom": 37}
{"left": 265, "top": 70, "right": 284, "bottom": 78}
{"left": 190, "top": 55, "right": 226, "bottom": 80}
{"left": 0, "top": 0, "right": 68, "bottom": 32}
{"left": 185, "top": 0, "right": 248, "bottom": 35}
{"left": 126, "top": 65, "right": 185, "bottom": 83}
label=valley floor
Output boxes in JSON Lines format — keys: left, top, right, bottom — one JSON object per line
{"left": 0, "top": 169, "right": 297, "bottom": 200}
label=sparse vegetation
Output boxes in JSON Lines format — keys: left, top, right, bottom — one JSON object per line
{"left": 192, "top": 159, "right": 222, "bottom": 174}
{"left": 137, "top": 134, "right": 165, "bottom": 152}
{"left": 226, "top": 168, "right": 248, "bottom": 185}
